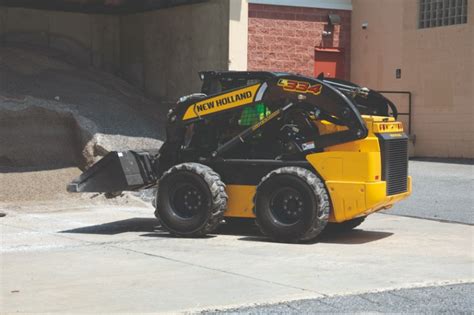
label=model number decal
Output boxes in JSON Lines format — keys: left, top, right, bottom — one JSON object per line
{"left": 278, "top": 79, "right": 322, "bottom": 96}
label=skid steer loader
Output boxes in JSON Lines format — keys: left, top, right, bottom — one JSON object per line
{"left": 68, "top": 71, "right": 412, "bottom": 242}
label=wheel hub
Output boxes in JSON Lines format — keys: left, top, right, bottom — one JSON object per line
{"left": 270, "top": 187, "right": 305, "bottom": 224}
{"left": 282, "top": 194, "right": 303, "bottom": 217}
{"left": 171, "top": 184, "right": 205, "bottom": 218}
{"left": 183, "top": 189, "right": 203, "bottom": 211}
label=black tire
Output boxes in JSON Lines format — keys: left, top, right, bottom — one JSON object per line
{"left": 254, "top": 167, "right": 330, "bottom": 242}
{"left": 155, "top": 163, "right": 227, "bottom": 237}
{"left": 326, "top": 216, "right": 367, "bottom": 233}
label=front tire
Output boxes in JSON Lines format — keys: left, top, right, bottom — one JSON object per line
{"left": 254, "top": 167, "right": 330, "bottom": 242}
{"left": 155, "top": 163, "right": 227, "bottom": 237}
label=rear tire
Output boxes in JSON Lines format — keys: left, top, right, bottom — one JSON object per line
{"left": 254, "top": 167, "right": 330, "bottom": 242}
{"left": 155, "top": 163, "right": 227, "bottom": 237}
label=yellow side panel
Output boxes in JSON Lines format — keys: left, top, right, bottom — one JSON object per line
{"left": 365, "top": 181, "right": 388, "bottom": 210}
{"left": 307, "top": 150, "right": 383, "bottom": 223}
{"left": 324, "top": 178, "right": 411, "bottom": 223}
{"left": 306, "top": 151, "right": 381, "bottom": 182}
{"left": 365, "top": 176, "right": 412, "bottom": 211}
{"left": 224, "top": 185, "right": 257, "bottom": 218}
{"left": 325, "top": 181, "right": 366, "bottom": 222}
{"left": 325, "top": 135, "right": 381, "bottom": 152}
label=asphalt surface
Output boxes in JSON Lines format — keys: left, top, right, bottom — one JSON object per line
{"left": 206, "top": 283, "right": 474, "bottom": 314}
{"left": 384, "top": 159, "right": 473, "bottom": 225}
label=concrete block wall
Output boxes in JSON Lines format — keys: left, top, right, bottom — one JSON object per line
{"left": 247, "top": 3, "right": 351, "bottom": 77}
{"left": 351, "top": 0, "right": 473, "bottom": 158}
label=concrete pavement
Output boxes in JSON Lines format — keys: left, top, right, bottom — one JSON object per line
{"left": 1, "top": 200, "right": 473, "bottom": 313}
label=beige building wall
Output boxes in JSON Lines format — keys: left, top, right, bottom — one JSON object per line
{"left": 351, "top": 0, "right": 473, "bottom": 158}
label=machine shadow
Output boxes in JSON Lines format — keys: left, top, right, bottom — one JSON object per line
{"left": 315, "top": 229, "right": 393, "bottom": 244}
{"left": 237, "top": 229, "right": 394, "bottom": 245}
{"left": 60, "top": 217, "right": 161, "bottom": 235}
{"left": 60, "top": 217, "right": 393, "bottom": 244}
{"left": 213, "top": 218, "right": 393, "bottom": 244}
{"left": 60, "top": 217, "right": 259, "bottom": 238}
{"left": 60, "top": 217, "right": 217, "bottom": 239}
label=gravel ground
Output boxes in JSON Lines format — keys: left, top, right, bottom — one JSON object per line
{"left": 204, "top": 283, "right": 474, "bottom": 314}
{"left": 0, "top": 167, "right": 82, "bottom": 202}
{"left": 0, "top": 167, "right": 144, "bottom": 207}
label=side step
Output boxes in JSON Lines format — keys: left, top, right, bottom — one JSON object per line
{"left": 67, "top": 150, "right": 159, "bottom": 193}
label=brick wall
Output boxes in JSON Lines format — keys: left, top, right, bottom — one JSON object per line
{"left": 248, "top": 4, "right": 351, "bottom": 78}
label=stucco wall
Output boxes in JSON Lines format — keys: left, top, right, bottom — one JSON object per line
{"left": 247, "top": 3, "right": 351, "bottom": 77}
{"left": 351, "top": 0, "right": 473, "bottom": 158}
{"left": 121, "top": 0, "right": 243, "bottom": 102}
{"left": 0, "top": 7, "right": 120, "bottom": 73}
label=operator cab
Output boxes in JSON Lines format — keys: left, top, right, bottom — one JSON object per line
{"left": 176, "top": 71, "right": 396, "bottom": 162}
{"left": 181, "top": 72, "right": 322, "bottom": 160}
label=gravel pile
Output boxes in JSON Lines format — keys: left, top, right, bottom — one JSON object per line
{"left": 0, "top": 44, "right": 168, "bottom": 204}
{"left": 0, "top": 44, "right": 167, "bottom": 168}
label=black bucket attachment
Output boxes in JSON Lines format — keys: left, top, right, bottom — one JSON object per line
{"left": 67, "top": 150, "right": 159, "bottom": 193}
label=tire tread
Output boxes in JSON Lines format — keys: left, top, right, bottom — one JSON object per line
{"left": 155, "top": 163, "right": 227, "bottom": 236}
{"left": 254, "top": 167, "right": 330, "bottom": 242}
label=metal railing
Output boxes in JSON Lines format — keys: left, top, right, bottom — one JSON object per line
{"left": 377, "top": 90, "right": 412, "bottom": 135}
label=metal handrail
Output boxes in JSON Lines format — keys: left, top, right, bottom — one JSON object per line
{"left": 377, "top": 90, "right": 412, "bottom": 135}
